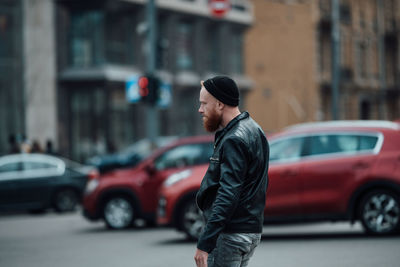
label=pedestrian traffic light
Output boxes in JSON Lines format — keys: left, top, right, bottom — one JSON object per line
{"left": 138, "top": 76, "right": 150, "bottom": 100}
{"left": 138, "top": 74, "right": 160, "bottom": 105}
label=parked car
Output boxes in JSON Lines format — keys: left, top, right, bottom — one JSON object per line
{"left": 157, "top": 120, "right": 400, "bottom": 239}
{"left": 82, "top": 135, "right": 214, "bottom": 229}
{"left": 86, "top": 136, "right": 177, "bottom": 174}
{"left": 0, "top": 153, "right": 98, "bottom": 213}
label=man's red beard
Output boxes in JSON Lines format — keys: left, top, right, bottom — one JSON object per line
{"left": 203, "top": 110, "right": 222, "bottom": 132}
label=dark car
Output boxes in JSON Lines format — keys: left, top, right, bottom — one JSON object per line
{"left": 158, "top": 120, "right": 400, "bottom": 239}
{"left": 86, "top": 136, "right": 178, "bottom": 174}
{"left": 0, "top": 153, "right": 98, "bottom": 213}
{"left": 82, "top": 135, "right": 214, "bottom": 229}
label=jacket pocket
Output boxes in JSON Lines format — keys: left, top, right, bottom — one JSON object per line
{"left": 208, "top": 157, "right": 220, "bottom": 178}
{"left": 197, "top": 157, "right": 221, "bottom": 211}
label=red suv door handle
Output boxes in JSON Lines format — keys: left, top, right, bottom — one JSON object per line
{"left": 281, "top": 170, "right": 298, "bottom": 177}
{"left": 353, "top": 161, "right": 369, "bottom": 169}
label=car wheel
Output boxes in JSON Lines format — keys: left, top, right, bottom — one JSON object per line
{"left": 103, "top": 196, "right": 135, "bottom": 229}
{"left": 179, "top": 199, "right": 204, "bottom": 240}
{"left": 359, "top": 190, "right": 400, "bottom": 235}
{"left": 53, "top": 189, "right": 79, "bottom": 212}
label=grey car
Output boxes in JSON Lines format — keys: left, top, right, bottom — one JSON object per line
{"left": 0, "top": 153, "right": 97, "bottom": 213}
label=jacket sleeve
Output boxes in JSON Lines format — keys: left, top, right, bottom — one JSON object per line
{"left": 197, "top": 137, "right": 248, "bottom": 253}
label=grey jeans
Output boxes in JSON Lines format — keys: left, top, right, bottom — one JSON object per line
{"left": 207, "top": 233, "right": 261, "bottom": 267}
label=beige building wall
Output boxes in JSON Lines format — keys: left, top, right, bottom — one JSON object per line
{"left": 245, "top": 0, "right": 319, "bottom": 133}
{"left": 245, "top": 0, "right": 400, "bottom": 132}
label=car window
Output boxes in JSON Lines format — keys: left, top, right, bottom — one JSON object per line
{"left": 0, "top": 162, "right": 22, "bottom": 173}
{"left": 335, "top": 135, "right": 358, "bottom": 152}
{"left": 359, "top": 135, "right": 378, "bottom": 150}
{"left": 270, "top": 137, "right": 304, "bottom": 162}
{"left": 309, "top": 135, "right": 341, "bottom": 155}
{"left": 22, "top": 161, "right": 58, "bottom": 171}
{"left": 154, "top": 143, "right": 212, "bottom": 170}
{"left": 309, "top": 134, "right": 379, "bottom": 156}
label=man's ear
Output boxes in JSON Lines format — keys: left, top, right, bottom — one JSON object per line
{"left": 216, "top": 101, "right": 225, "bottom": 111}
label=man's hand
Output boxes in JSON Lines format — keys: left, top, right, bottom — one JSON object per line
{"left": 194, "top": 248, "right": 208, "bottom": 267}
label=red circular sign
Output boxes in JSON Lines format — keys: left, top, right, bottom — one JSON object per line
{"left": 209, "top": 0, "right": 231, "bottom": 17}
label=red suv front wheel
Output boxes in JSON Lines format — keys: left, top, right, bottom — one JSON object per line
{"left": 103, "top": 196, "right": 135, "bottom": 229}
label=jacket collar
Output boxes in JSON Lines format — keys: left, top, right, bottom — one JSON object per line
{"left": 214, "top": 111, "right": 249, "bottom": 148}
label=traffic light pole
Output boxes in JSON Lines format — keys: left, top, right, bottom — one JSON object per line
{"left": 146, "top": 0, "right": 159, "bottom": 147}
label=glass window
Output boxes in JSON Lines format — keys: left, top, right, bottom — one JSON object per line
{"left": 157, "top": 15, "right": 169, "bottom": 70}
{"left": 335, "top": 135, "right": 358, "bottom": 152}
{"left": 270, "top": 137, "right": 304, "bottom": 162}
{"left": 69, "top": 11, "right": 104, "bottom": 67}
{"left": 335, "top": 134, "right": 378, "bottom": 152}
{"left": 359, "top": 135, "right": 378, "bottom": 150}
{"left": 105, "top": 12, "right": 134, "bottom": 65}
{"left": 0, "top": 162, "right": 21, "bottom": 173}
{"left": 22, "top": 161, "right": 57, "bottom": 171}
{"left": 309, "top": 134, "right": 379, "bottom": 156}
{"left": 357, "top": 41, "right": 367, "bottom": 79}
{"left": 318, "top": 31, "right": 331, "bottom": 79}
{"left": 70, "top": 87, "right": 106, "bottom": 162}
{"left": 231, "top": 0, "right": 247, "bottom": 12}
{"left": 0, "top": 2, "right": 24, "bottom": 156}
{"left": 231, "top": 30, "right": 243, "bottom": 74}
{"left": 176, "top": 20, "right": 194, "bottom": 70}
{"left": 0, "top": 11, "right": 15, "bottom": 59}
{"left": 154, "top": 143, "right": 212, "bottom": 170}
{"left": 309, "top": 135, "right": 341, "bottom": 155}
{"left": 206, "top": 24, "right": 220, "bottom": 72}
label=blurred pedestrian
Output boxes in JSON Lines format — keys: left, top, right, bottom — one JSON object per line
{"left": 8, "top": 134, "right": 20, "bottom": 154}
{"left": 20, "top": 136, "right": 31, "bottom": 153}
{"left": 45, "top": 139, "right": 56, "bottom": 155}
{"left": 194, "top": 76, "right": 270, "bottom": 267}
{"left": 31, "top": 140, "right": 43, "bottom": 153}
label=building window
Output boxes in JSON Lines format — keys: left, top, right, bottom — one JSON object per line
{"left": 206, "top": 24, "right": 220, "bottom": 72}
{"left": 340, "top": 1, "right": 351, "bottom": 25}
{"left": 231, "top": 30, "right": 244, "bottom": 74}
{"left": 385, "top": 38, "right": 398, "bottom": 86}
{"left": 0, "top": 2, "right": 24, "bottom": 155}
{"left": 230, "top": 0, "right": 247, "bottom": 12}
{"left": 357, "top": 41, "right": 367, "bottom": 79}
{"left": 319, "top": 31, "right": 331, "bottom": 80}
{"left": 176, "top": 20, "right": 194, "bottom": 71}
{"left": 0, "top": 11, "right": 15, "bottom": 59}
{"left": 69, "top": 11, "right": 104, "bottom": 67}
{"left": 108, "top": 85, "right": 141, "bottom": 151}
{"left": 105, "top": 11, "right": 135, "bottom": 65}
{"left": 70, "top": 88, "right": 106, "bottom": 161}
{"left": 360, "top": 99, "right": 371, "bottom": 120}
{"left": 157, "top": 16, "right": 169, "bottom": 70}
{"left": 359, "top": 8, "right": 366, "bottom": 29}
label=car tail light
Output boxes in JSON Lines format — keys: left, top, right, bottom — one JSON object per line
{"left": 88, "top": 169, "right": 100, "bottom": 180}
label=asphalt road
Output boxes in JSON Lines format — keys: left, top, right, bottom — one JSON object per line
{"left": 0, "top": 211, "right": 399, "bottom": 267}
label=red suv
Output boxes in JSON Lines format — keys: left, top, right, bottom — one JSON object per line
{"left": 157, "top": 121, "right": 400, "bottom": 238}
{"left": 83, "top": 135, "right": 213, "bottom": 229}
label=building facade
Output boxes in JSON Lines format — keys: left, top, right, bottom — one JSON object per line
{"left": 246, "top": 0, "right": 400, "bottom": 132}
{"left": 56, "top": 0, "right": 254, "bottom": 161}
{"left": 0, "top": 0, "right": 253, "bottom": 161}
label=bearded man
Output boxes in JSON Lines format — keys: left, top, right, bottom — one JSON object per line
{"left": 194, "top": 76, "right": 270, "bottom": 267}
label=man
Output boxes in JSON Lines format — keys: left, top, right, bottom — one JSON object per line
{"left": 194, "top": 76, "right": 269, "bottom": 267}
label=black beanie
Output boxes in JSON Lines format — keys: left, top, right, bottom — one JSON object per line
{"left": 203, "top": 76, "right": 239, "bottom": 107}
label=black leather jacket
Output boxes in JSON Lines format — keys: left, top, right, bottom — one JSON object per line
{"left": 196, "top": 112, "right": 269, "bottom": 253}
